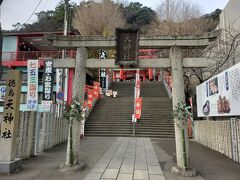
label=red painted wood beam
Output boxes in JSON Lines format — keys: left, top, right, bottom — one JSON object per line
{"left": 1, "top": 60, "right": 45, "bottom": 68}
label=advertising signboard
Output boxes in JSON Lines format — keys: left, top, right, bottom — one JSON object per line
{"left": 0, "top": 86, "right": 6, "bottom": 101}
{"left": 197, "top": 62, "right": 240, "bottom": 117}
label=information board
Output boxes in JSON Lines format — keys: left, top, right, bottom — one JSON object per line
{"left": 197, "top": 62, "right": 240, "bottom": 117}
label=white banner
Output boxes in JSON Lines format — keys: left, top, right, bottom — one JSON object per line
{"left": 64, "top": 69, "right": 68, "bottom": 102}
{"left": 135, "top": 69, "right": 140, "bottom": 98}
{"left": 197, "top": 62, "right": 240, "bottom": 117}
{"left": 56, "top": 68, "right": 64, "bottom": 103}
{"left": 26, "top": 60, "right": 38, "bottom": 111}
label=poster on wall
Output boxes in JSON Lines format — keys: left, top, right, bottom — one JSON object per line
{"left": 26, "top": 60, "right": 38, "bottom": 111}
{"left": 0, "top": 86, "right": 6, "bottom": 101}
{"left": 197, "top": 62, "right": 240, "bottom": 117}
{"left": 42, "top": 60, "right": 54, "bottom": 111}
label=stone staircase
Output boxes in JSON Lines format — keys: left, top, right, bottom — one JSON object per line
{"left": 136, "top": 82, "right": 174, "bottom": 138}
{"left": 85, "top": 81, "right": 174, "bottom": 138}
{"left": 85, "top": 82, "right": 134, "bottom": 136}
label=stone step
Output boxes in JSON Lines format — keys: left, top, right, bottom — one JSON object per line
{"left": 85, "top": 81, "right": 174, "bottom": 138}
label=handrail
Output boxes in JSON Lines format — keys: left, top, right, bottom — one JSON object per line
{"left": 2, "top": 49, "right": 160, "bottom": 61}
{"left": 1, "top": 51, "right": 77, "bottom": 61}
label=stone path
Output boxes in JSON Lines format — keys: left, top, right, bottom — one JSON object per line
{"left": 84, "top": 137, "right": 165, "bottom": 180}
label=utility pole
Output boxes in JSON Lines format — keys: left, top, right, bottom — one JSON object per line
{"left": 63, "top": 0, "right": 69, "bottom": 37}
{"left": 62, "top": 0, "right": 72, "bottom": 166}
{"left": 0, "top": 0, "right": 3, "bottom": 79}
{"left": 62, "top": 0, "right": 69, "bottom": 103}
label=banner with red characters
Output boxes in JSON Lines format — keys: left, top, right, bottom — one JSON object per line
{"left": 135, "top": 97, "right": 142, "bottom": 119}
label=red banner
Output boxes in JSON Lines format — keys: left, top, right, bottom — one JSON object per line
{"left": 148, "top": 68, "right": 153, "bottom": 80}
{"left": 87, "top": 91, "right": 93, "bottom": 108}
{"left": 120, "top": 68, "right": 124, "bottom": 80}
{"left": 93, "top": 86, "right": 99, "bottom": 99}
{"left": 135, "top": 97, "right": 142, "bottom": 119}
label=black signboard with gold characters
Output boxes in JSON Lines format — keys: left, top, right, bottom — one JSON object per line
{"left": 42, "top": 60, "right": 54, "bottom": 101}
{"left": 115, "top": 28, "right": 139, "bottom": 68}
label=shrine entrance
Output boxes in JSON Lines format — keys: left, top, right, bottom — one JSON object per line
{"left": 45, "top": 30, "right": 218, "bottom": 172}
{"left": 0, "top": 29, "right": 218, "bottom": 174}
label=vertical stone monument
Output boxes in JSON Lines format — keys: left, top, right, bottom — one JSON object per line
{"left": 0, "top": 70, "right": 22, "bottom": 173}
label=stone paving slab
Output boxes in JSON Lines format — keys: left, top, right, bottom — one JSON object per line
{"left": 120, "top": 164, "right": 134, "bottom": 174}
{"left": 135, "top": 161, "right": 147, "bottom": 170}
{"left": 83, "top": 137, "right": 165, "bottom": 180}
{"left": 102, "top": 169, "right": 119, "bottom": 179}
{"left": 84, "top": 172, "right": 102, "bottom": 180}
{"left": 149, "top": 175, "right": 165, "bottom": 180}
{"left": 133, "top": 169, "right": 149, "bottom": 180}
{"left": 148, "top": 165, "right": 163, "bottom": 175}
{"left": 117, "top": 173, "right": 133, "bottom": 180}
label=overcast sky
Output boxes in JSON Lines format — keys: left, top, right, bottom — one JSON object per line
{"left": 1, "top": 0, "right": 229, "bottom": 30}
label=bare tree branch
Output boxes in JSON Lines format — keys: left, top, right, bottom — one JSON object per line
{"left": 72, "top": 0, "right": 125, "bottom": 35}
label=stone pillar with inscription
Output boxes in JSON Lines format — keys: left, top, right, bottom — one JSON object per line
{"left": 0, "top": 70, "right": 22, "bottom": 173}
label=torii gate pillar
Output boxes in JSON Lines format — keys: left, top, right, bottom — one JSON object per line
{"left": 170, "top": 47, "right": 194, "bottom": 175}
{"left": 65, "top": 47, "right": 87, "bottom": 166}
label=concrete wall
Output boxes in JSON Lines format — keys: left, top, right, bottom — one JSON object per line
{"left": 0, "top": 105, "right": 69, "bottom": 160}
{"left": 218, "top": 0, "right": 240, "bottom": 30}
{"left": 194, "top": 119, "right": 240, "bottom": 163}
